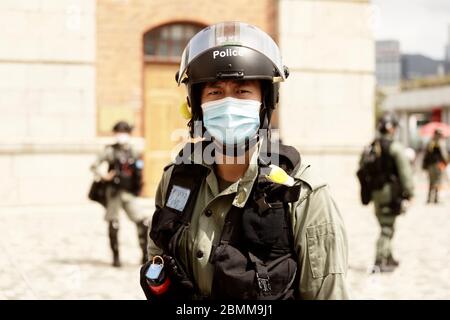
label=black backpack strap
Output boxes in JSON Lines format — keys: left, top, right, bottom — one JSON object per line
{"left": 248, "top": 252, "right": 272, "bottom": 296}
{"left": 150, "top": 142, "right": 209, "bottom": 253}
{"left": 277, "top": 144, "right": 302, "bottom": 174}
{"left": 260, "top": 143, "right": 301, "bottom": 175}
{"left": 210, "top": 204, "right": 242, "bottom": 256}
{"left": 379, "top": 138, "right": 397, "bottom": 178}
{"left": 254, "top": 144, "right": 302, "bottom": 213}
{"left": 169, "top": 142, "right": 210, "bottom": 222}
{"left": 165, "top": 163, "right": 208, "bottom": 221}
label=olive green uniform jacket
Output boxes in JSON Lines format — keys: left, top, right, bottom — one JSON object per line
{"left": 90, "top": 143, "right": 144, "bottom": 222}
{"left": 147, "top": 145, "right": 350, "bottom": 300}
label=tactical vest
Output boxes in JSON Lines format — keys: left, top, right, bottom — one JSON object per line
{"left": 108, "top": 144, "right": 143, "bottom": 195}
{"left": 150, "top": 141, "right": 302, "bottom": 300}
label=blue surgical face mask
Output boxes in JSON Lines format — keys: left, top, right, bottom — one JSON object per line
{"left": 201, "top": 97, "right": 261, "bottom": 146}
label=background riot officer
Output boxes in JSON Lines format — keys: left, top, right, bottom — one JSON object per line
{"left": 369, "top": 112, "right": 415, "bottom": 273}
{"left": 91, "top": 121, "right": 148, "bottom": 267}
{"left": 422, "top": 128, "right": 449, "bottom": 204}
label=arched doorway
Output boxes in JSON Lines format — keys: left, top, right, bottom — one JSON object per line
{"left": 143, "top": 22, "right": 204, "bottom": 197}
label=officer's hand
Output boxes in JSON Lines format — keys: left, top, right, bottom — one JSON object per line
{"left": 163, "top": 254, "right": 194, "bottom": 291}
{"left": 102, "top": 170, "right": 116, "bottom": 182}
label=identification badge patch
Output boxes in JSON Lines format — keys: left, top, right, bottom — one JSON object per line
{"left": 166, "top": 185, "right": 191, "bottom": 212}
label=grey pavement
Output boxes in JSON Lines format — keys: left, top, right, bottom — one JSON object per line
{"left": 0, "top": 201, "right": 151, "bottom": 300}
{"left": 344, "top": 173, "right": 450, "bottom": 300}
{"left": 0, "top": 174, "right": 449, "bottom": 300}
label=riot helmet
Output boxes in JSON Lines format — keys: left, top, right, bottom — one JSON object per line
{"left": 112, "top": 121, "right": 133, "bottom": 133}
{"left": 377, "top": 112, "right": 399, "bottom": 134}
{"left": 175, "top": 21, "right": 289, "bottom": 137}
{"left": 433, "top": 128, "right": 443, "bottom": 138}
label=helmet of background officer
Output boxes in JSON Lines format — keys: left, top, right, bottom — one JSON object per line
{"left": 175, "top": 21, "right": 289, "bottom": 146}
{"left": 433, "top": 128, "right": 443, "bottom": 139}
{"left": 112, "top": 120, "right": 133, "bottom": 145}
{"left": 377, "top": 112, "right": 399, "bottom": 135}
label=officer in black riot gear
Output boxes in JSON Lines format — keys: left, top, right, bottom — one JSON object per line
{"left": 140, "top": 21, "right": 349, "bottom": 300}
{"left": 91, "top": 121, "right": 148, "bottom": 267}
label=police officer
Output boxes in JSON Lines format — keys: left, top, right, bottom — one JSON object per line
{"left": 140, "top": 22, "right": 349, "bottom": 300}
{"left": 423, "top": 128, "right": 449, "bottom": 204}
{"left": 91, "top": 121, "right": 148, "bottom": 267}
{"left": 370, "top": 113, "right": 414, "bottom": 273}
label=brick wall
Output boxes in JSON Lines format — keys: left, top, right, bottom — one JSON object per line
{"left": 96, "top": 0, "right": 277, "bottom": 136}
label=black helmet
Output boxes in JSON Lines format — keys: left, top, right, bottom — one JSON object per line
{"left": 112, "top": 121, "right": 133, "bottom": 133}
{"left": 175, "top": 21, "right": 289, "bottom": 136}
{"left": 434, "top": 128, "right": 443, "bottom": 137}
{"left": 377, "top": 112, "right": 399, "bottom": 133}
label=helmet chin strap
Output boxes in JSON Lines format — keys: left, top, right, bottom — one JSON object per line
{"left": 257, "top": 104, "right": 273, "bottom": 165}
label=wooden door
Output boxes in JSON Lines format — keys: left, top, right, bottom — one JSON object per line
{"left": 143, "top": 63, "right": 189, "bottom": 197}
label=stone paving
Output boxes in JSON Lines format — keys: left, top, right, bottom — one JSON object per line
{"left": 344, "top": 175, "right": 450, "bottom": 300}
{"left": 0, "top": 174, "right": 449, "bottom": 300}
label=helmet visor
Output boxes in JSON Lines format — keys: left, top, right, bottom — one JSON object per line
{"left": 177, "top": 21, "right": 285, "bottom": 85}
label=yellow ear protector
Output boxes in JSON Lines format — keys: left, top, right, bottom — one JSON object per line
{"left": 266, "top": 164, "right": 295, "bottom": 187}
{"left": 179, "top": 101, "right": 192, "bottom": 120}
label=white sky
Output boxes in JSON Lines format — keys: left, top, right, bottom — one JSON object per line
{"left": 371, "top": 0, "right": 450, "bottom": 60}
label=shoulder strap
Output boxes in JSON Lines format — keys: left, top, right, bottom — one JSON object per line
{"left": 379, "top": 138, "right": 392, "bottom": 153}
{"left": 261, "top": 144, "right": 301, "bottom": 175}
{"left": 277, "top": 144, "right": 301, "bottom": 174}
{"left": 163, "top": 142, "right": 210, "bottom": 223}
{"left": 379, "top": 138, "right": 397, "bottom": 177}
{"left": 165, "top": 164, "right": 208, "bottom": 224}
{"left": 217, "top": 205, "right": 242, "bottom": 245}
{"left": 255, "top": 144, "right": 302, "bottom": 212}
